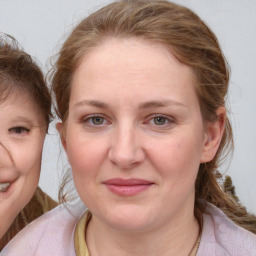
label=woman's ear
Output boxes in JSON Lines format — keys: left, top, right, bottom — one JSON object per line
{"left": 200, "top": 107, "right": 226, "bottom": 163}
{"left": 56, "top": 122, "right": 67, "bottom": 152}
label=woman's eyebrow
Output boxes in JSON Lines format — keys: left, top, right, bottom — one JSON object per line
{"left": 74, "top": 99, "right": 187, "bottom": 109}
{"left": 74, "top": 100, "right": 108, "bottom": 109}
{"left": 139, "top": 100, "right": 187, "bottom": 109}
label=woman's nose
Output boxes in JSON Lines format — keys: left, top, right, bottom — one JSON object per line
{"left": 108, "top": 126, "right": 145, "bottom": 169}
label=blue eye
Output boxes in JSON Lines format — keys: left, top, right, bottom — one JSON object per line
{"left": 9, "top": 127, "right": 30, "bottom": 134}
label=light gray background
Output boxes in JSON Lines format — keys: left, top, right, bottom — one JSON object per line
{"left": 1, "top": 0, "right": 255, "bottom": 213}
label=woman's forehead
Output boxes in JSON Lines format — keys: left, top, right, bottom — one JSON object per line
{"left": 69, "top": 38, "right": 199, "bottom": 112}
{"left": 72, "top": 38, "right": 194, "bottom": 88}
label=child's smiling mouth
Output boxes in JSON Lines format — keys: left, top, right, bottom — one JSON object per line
{"left": 0, "top": 182, "right": 11, "bottom": 192}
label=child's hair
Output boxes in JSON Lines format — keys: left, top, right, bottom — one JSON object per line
{"left": 50, "top": 0, "right": 256, "bottom": 233}
{"left": 0, "top": 34, "right": 52, "bottom": 129}
{"left": 0, "top": 34, "right": 56, "bottom": 249}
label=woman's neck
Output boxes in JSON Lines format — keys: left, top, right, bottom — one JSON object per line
{"left": 86, "top": 210, "right": 200, "bottom": 256}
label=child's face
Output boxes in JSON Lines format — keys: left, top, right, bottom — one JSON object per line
{"left": 0, "top": 91, "right": 46, "bottom": 238}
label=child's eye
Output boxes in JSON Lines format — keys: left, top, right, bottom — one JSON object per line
{"left": 9, "top": 127, "right": 30, "bottom": 134}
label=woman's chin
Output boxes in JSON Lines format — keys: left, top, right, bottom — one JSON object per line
{"left": 97, "top": 207, "right": 156, "bottom": 232}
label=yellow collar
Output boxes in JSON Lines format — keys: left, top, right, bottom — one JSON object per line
{"left": 74, "top": 211, "right": 91, "bottom": 256}
{"left": 74, "top": 211, "right": 200, "bottom": 256}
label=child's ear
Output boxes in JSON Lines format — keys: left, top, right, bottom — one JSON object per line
{"left": 200, "top": 107, "right": 226, "bottom": 163}
{"left": 56, "top": 122, "right": 67, "bottom": 152}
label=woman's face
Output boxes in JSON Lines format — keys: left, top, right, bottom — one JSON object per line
{"left": 0, "top": 91, "right": 46, "bottom": 238}
{"left": 60, "top": 38, "right": 221, "bottom": 232}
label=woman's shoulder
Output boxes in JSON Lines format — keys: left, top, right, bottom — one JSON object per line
{"left": 198, "top": 203, "right": 256, "bottom": 256}
{"left": 1, "top": 203, "right": 86, "bottom": 256}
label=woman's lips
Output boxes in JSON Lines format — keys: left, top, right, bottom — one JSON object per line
{"left": 103, "top": 178, "right": 154, "bottom": 196}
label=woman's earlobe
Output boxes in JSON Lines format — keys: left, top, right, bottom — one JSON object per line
{"left": 56, "top": 122, "right": 67, "bottom": 151}
{"left": 200, "top": 107, "right": 226, "bottom": 163}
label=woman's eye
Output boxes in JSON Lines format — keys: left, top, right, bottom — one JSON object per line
{"left": 9, "top": 127, "right": 30, "bottom": 134}
{"left": 146, "top": 114, "right": 175, "bottom": 129}
{"left": 91, "top": 116, "right": 105, "bottom": 125}
{"left": 82, "top": 115, "right": 108, "bottom": 126}
{"left": 153, "top": 116, "right": 168, "bottom": 125}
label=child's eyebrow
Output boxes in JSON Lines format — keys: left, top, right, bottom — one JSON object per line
{"left": 11, "top": 116, "right": 34, "bottom": 125}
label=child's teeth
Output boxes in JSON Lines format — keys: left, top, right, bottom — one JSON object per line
{"left": 0, "top": 183, "right": 10, "bottom": 192}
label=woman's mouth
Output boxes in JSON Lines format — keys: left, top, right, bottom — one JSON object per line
{"left": 0, "top": 182, "right": 11, "bottom": 192}
{"left": 103, "top": 178, "right": 154, "bottom": 196}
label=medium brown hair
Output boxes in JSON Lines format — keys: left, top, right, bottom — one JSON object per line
{"left": 0, "top": 34, "right": 52, "bottom": 129}
{"left": 0, "top": 35, "right": 56, "bottom": 249}
{"left": 51, "top": 0, "right": 255, "bottom": 233}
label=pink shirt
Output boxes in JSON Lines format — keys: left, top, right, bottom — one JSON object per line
{"left": 197, "top": 203, "right": 256, "bottom": 255}
{"left": 2, "top": 203, "right": 256, "bottom": 255}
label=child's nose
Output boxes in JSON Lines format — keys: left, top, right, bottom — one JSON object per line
{"left": 0, "top": 142, "right": 14, "bottom": 168}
